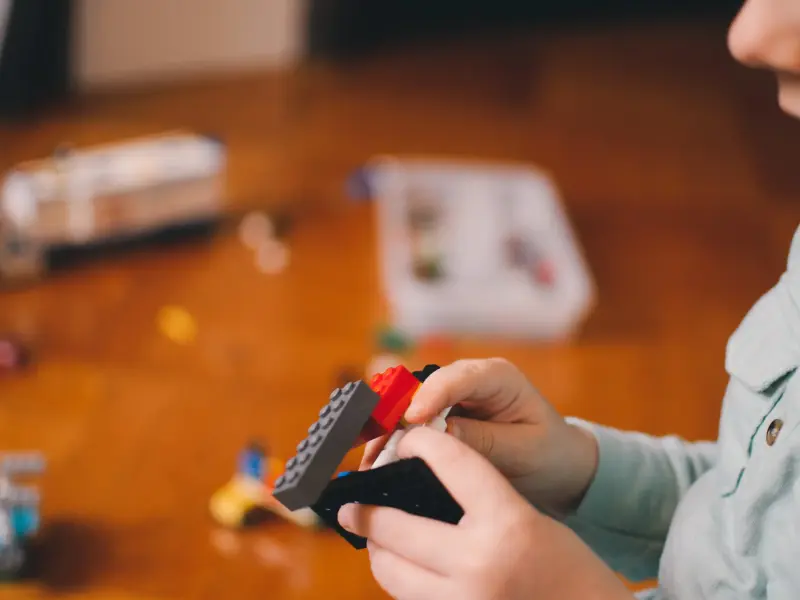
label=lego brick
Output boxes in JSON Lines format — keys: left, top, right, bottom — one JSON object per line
{"left": 311, "top": 457, "right": 464, "bottom": 550}
{"left": 387, "top": 364, "right": 444, "bottom": 426}
{"left": 412, "top": 364, "right": 440, "bottom": 382}
{"left": 0, "top": 454, "right": 44, "bottom": 581}
{"left": 353, "top": 365, "right": 421, "bottom": 447}
{"left": 264, "top": 457, "right": 284, "bottom": 488}
{"left": 238, "top": 442, "right": 267, "bottom": 480}
{"left": 370, "top": 405, "right": 451, "bottom": 470}
{"left": 376, "top": 326, "right": 412, "bottom": 354}
{"left": 335, "top": 367, "right": 361, "bottom": 390}
{"left": 272, "top": 380, "right": 380, "bottom": 511}
{"left": 370, "top": 365, "right": 420, "bottom": 425}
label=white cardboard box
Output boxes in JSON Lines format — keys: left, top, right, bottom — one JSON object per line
{"left": 364, "top": 156, "right": 596, "bottom": 342}
{"left": 75, "top": 0, "right": 307, "bottom": 89}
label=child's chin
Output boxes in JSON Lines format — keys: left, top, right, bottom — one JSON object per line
{"left": 777, "top": 80, "right": 800, "bottom": 119}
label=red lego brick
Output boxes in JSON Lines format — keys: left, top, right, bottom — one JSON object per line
{"left": 353, "top": 365, "right": 420, "bottom": 447}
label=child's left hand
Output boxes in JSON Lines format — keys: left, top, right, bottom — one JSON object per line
{"left": 338, "top": 426, "right": 633, "bottom": 600}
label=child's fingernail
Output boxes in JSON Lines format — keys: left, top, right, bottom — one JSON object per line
{"left": 338, "top": 504, "right": 356, "bottom": 530}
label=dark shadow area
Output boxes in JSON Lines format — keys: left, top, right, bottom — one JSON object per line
{"left": 241, "top": 506, "right": 281, "bottom": 528}
{"left": 22, "top": 519, "right": 112, "bottom": 591}
{"left": 46, "top": 218, "right": 222, "bottom": 275}
{"left": 307, "top": 0, "right": 743, "bottom": 61}
{"left": 0, "top": 0, "right": 73, "bottom": 121}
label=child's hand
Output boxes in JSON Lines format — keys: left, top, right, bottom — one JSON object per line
{"left": 341, "top": 427, "right": 632, "bottom": 600}
{"left": 360, "top": 358, "right": 598, "bottom": 517}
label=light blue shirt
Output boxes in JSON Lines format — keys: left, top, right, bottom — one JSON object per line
{"left": 564, "top": 225, "right": 800, "bottom": 599}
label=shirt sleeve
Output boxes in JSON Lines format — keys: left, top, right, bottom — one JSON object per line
{"left": 561, "top": 418, "right": 718, "bottom": 583}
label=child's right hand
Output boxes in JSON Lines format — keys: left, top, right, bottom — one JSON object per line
{"left": 359, "top": 358, "right": 599, "bottom": 518}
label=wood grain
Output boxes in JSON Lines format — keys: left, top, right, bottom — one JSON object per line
{"left": 1, "top": 17, "right": 798, "bottom": 599}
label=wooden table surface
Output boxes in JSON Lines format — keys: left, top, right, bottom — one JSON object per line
{"left": 2, "top": 16, "right": 800, "bottom": 600}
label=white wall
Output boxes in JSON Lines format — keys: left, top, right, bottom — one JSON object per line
{"left": 75, "top": 0, "right": 308, "bottom": 89}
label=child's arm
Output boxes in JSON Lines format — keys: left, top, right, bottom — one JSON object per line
{"left": 561, "top": 419, "right": 717, "bottom": 583}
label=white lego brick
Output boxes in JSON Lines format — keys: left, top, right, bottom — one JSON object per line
{"left": 371, "top": 407, "right": 452, "bottom": 469}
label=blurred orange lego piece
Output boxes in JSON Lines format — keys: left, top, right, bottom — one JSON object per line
{"left": 265, "top": 456, "right": 286, "bottom": 488}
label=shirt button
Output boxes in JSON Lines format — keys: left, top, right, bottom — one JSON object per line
{"left": 766, "top": 419, "right": 784, "bottom": 446}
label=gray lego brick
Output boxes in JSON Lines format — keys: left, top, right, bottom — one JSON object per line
{"left": 272, "top": 380, "right": 380, "bottom": 511}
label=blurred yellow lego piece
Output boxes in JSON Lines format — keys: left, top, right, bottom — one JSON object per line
{"left": 157, "top": 305, "right": 197, "bottom": 345}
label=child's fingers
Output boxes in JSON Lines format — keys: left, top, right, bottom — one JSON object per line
{"left": 362, "top": 358, "right": 523, "bottom": 468}
{"left": 445, "top": 417, "right": 537, "bottom": 475}
{"left": 396, "top": 425, "right": 526, "bottom": 517}
{"left": 367, "top": 541, "right": 450, "bottom": 599}
{"left": 358, "top": 434, "right": 390, "bottom": 470}
{"left": 338, "top": 502, "right": 461, "bottom": 574}
{"left": 405, "top": 358, "right": 523, "bottom": 423}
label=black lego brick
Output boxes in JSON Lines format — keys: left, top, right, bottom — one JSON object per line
{"left": 412, "top": 364, "right": 440, "bottom": 382}
{"left": 311, "top": 457, "right": 464, "bottom": 549}
{"left": 273, "top": 380, "right": 381, "bottom": 511}
{"left": 412, "top": 364, "right": 470, "bottom": 418}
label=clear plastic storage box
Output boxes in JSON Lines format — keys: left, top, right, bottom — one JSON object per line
{"left": 362, "top": 156, "right": 596, "bottom": 342}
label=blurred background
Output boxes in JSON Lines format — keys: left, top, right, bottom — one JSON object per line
{"left": 1, "top": 1, "right": 800, "bottom": 599}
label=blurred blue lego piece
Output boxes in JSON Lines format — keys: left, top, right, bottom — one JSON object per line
{"left": 10, "top": 506, "right": 38, "bottom": 538}
{"left": 0, "top": 452, "right": 45, "bottom": 580}
{"left": 336, "top": 471, "right": 352, "bottom": 478}
{"left": 238, "top": 443, "right": 267, "bottom": 480}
